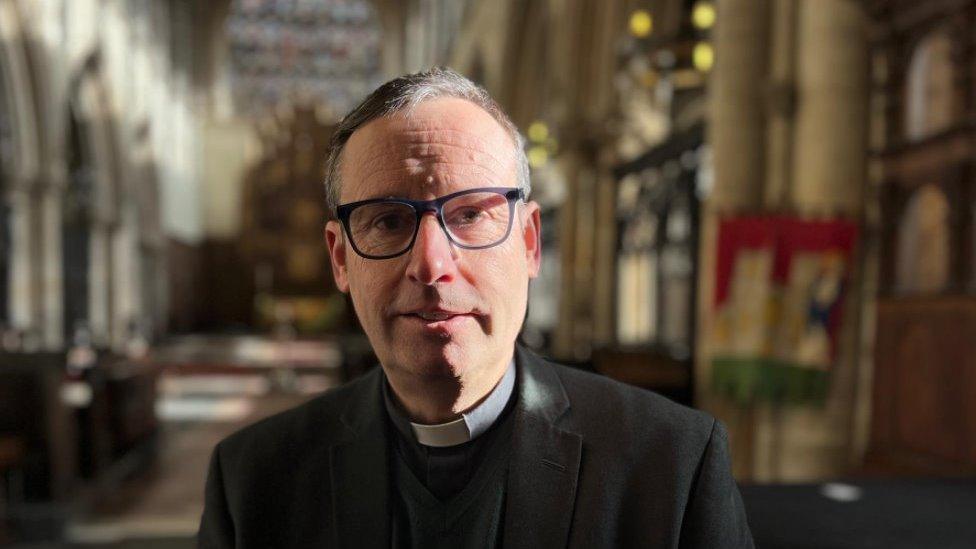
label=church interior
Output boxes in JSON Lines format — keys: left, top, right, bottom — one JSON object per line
{"left": 1, "top": 0, "right": 974, "bottom": 546}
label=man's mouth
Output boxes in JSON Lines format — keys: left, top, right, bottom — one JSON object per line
{"left": 414, "top": 311, "right": 454, "bottom": 321}
{"left": 398, "top": 309, "right": 483, "bottom": 334}
{"left": 404, "top": 310, "right": 471, "bottom": 321}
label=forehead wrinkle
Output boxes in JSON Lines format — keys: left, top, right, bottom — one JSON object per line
{"left": 402, "top": 142, "right": 509, "bottom": 174}
{"left": 372, "top": 127, "right": 513, "bottom": 174}
{"left": 347, "top": 145, "right": 512, "bottom": 199}
{"left": 354, "top": 135, "right": 506, "bottom": 179}
{"left": 393, "top": 127, "right": 513, "bottom": 167}
{"left": 351, "top": 163, "right": 504, "bottom": 201}
{"left": 343, "top": 153, "right": 505, "bottom": 202}
{"left": 341, "top": 101, "right": 519, "bottom": 203}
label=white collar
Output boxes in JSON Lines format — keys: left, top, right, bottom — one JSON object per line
{"left": 409, "top": 360, "right": 516, "bottom": 447}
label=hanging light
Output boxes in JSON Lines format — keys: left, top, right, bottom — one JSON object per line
{"left": 528, "top": 145, "right": 549, "bottom": 168}
{"left": 629, "top": 9, "right": 653, "bottom": 38}
{"left": 692, "top": 41, "right": 714, "bottom": 72}
{"left": 692, "top": 1, "right": 716, "bottom": 31}
{"left": 527, "top": 121, "right": 549, "bottom": 143}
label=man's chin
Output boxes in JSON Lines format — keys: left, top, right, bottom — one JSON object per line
{"left": 392, "top": 339, "right": 472, "bottom": 378}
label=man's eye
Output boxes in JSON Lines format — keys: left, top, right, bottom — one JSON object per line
{"left": 373, "top": 213, "right": 408, "bottom": 231}
{"left": 449, "top": 208, "right": 484, "bottom": 225}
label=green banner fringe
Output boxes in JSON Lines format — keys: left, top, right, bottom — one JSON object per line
{"left": 712, "top": 357, "right": 829, "bottom": 405}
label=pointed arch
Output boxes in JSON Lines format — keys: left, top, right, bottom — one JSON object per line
{"left": 0, "top": 0, "right": 40, "bottom": 186}
{"left": 61, "top": 53, "right": 123, "bottom": 348}
{"left": 0, "top": 0, "right": 43, "bottom": 336}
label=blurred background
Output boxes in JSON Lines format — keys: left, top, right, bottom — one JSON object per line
{"left": 0, "top": 0, "right": 974, "bottom": 547}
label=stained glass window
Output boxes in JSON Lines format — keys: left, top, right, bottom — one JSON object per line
{"left": 226, "top": 0, "right": 383, "bottom": 116}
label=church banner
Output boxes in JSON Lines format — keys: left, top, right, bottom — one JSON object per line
{"left": 710, "top": 216, "right": 859, "bottom": 404}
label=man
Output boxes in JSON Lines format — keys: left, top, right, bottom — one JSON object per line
{"left": 198, "top": 68, "right": 753, "bottom": 548}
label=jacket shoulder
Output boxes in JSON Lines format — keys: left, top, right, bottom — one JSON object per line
{"left": 548, "top": 360, "right": 715, "bottom": 446}
{"left": 213, "top": 369, "right": 372, "bottom": 462}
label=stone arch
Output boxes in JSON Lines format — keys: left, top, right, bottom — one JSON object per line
{"left": 62, "top": 104, "right": 95, "bottom": 343}
{"left": 0, "top": 0, "right": 41, "bottom": 187}
{"left": 131, "top": 121, "right": 164, "bottom": 341}
{"left": 905, "top": 29, "right": 956, "bottom": 141}
{"left": 0, "top": 59, "right": 13, "bottom": 330}
{"left": 0, "top": 41, "right": 18, "bottom": 330}
{"left": 896, "top": 184, "right": 951, "bottom": 294}
{"left": 62, "top": 55, "right": 122, "bottom": 348}
{"left": 0, "top": 1, "right": 43, "bottom": 339}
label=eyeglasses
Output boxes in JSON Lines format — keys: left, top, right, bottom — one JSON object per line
{"left": 336, "top": 187, "right": 525, "bottom": 260}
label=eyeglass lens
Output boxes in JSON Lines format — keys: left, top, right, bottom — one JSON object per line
{"left": 347, "top": 191, "right": 512, "bottom": 257}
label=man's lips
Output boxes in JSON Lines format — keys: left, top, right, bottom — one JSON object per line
{"left": 396, "top": 309, "right": 482, "bottom": 332}
{"left": 404, "top": 310, "right": 469, "bottom": 321}
{"left": 399, "top": 310, "right": 474, "bottom": 321}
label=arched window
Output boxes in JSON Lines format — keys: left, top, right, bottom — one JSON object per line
{"left": 905, "top": 31, "right": 956, "bottom": 140}
{"left": 896, "top": 184, "right": 950, "bottom": 294}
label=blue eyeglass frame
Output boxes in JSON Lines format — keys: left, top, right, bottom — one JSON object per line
{"left": 335, "top": 186, "right": 525, "bottom": 260}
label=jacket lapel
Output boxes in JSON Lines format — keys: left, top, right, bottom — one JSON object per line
{"left": 503, "top": 346, "right": 583, "bottom": 549}
{"left": 330, "top": 368, "right": 391, "bottom": 548}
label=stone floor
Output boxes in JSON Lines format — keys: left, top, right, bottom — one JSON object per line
{"left": 62, "top": 391, "right": 315, "bottom": 547}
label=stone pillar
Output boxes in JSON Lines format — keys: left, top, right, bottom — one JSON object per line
{"left": 698, "top": 0, "right": 772, "bottom": 478}
{"left": 699, "top": 0, "right": 871, "bottom": 482}
{"left": 553, "top": 150, "right": 583, "bottom": 359}
{"left": 791, "top": 0, "right": 868, "bottom": 217}
{"left": 709, "top": 0, "right": 770, "bottom": 211}
{"left": 549, "top": 0, "right": 628, "bottom": 359}
{"left": 764, "top": 0, "right": 798, "bottom": 210}
{"left": 592, "top": 159, "right": 618, "bottom": 347}
{"left": 757, "top": 0, "right": 869, "bottom": 481}
{"left": 752, "top": 0, "right": 801, "bottom": 482}
{"left": 40, "top": 183, "right": 64, "bottom": 349}
{"left": 8, "top": 186, "right": 35, "bottom": 333}
{"left": 88, "top": 221, "right": 112, "bottom": 348}
{"left": 112, "top": 203, "right": 140, "bottom": 351}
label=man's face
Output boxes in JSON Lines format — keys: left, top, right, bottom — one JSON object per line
{"left": 325, "top": 98, "right": 541, "bottom": 383}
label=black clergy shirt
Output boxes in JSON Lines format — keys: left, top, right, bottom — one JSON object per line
{"left": 381, "top": 361, "right": 517, "bottom": 500}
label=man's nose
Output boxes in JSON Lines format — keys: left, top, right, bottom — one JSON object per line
{"left": 405, "top": 212, "right": 458, "bottom": 285}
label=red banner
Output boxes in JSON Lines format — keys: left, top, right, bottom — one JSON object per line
{"left": 710, "top": 216, "right": 859, "bottom": 403}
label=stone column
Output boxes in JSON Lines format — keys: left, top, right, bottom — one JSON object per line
{"left": 791, "top": 0, "right": 868, "bottom": 217}
{"left": 760, "top": 0, "right": 869, "bottom": 481}
{"left": 764, "top": 0, "right": 798, "bottom": 210}
{"left": 592, "top": 156, "right": 618, "bottom": 347}
{"left": 550, "top": 0, "right": 627, "bottom": 359}
{"left": 88, "top": 220, "right": 112, "bottom": 348}
{"left": 751, "top": 0, "right": 801, "bottom": 483}
{"left": 708, "top": 0, "right": 770, "bottom": 211}
{"left": 40, "top": 182, "right": 64, "bottom": 349}
{"left": 8, "top": 186, "right": 35, "bottom": 333}
{"left": 553, "top": 150, "right": 583, "bottom": 359}
{"left": 111, "top": 202, "right": 140, "bottom": 351}
{"left": 698, "top": 0, "right": 772, "bottom": 478}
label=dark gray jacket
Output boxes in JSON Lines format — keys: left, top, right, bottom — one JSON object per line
{"left": 198, "top": 345, "right": 754, "bottom": 548}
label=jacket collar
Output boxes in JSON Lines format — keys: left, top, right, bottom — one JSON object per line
{"left": 514, "top": 343, "right": 572, "bottom": 424}
{"left": 331, "top": 367, "right": 390, "bottom": 548}
{"left": 503, "top": 344, "right": 582, "bottom": 549}
{"left": 330, "top": 345, "right": 582, "bottom": 549}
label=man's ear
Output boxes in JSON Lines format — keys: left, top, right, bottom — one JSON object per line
{"left": 325, "top": 220, "right": 350, "bottom": 292}
{"left": 520, "top": 200, "right": 542, "bottom": 278}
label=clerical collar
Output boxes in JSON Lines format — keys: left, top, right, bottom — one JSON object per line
{"left": 383, "top": 360, "right": 516, "bottom": 448}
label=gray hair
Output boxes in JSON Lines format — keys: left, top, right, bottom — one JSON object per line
{"left": 323, "top": 67, "right": 531, "bottom": 215}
